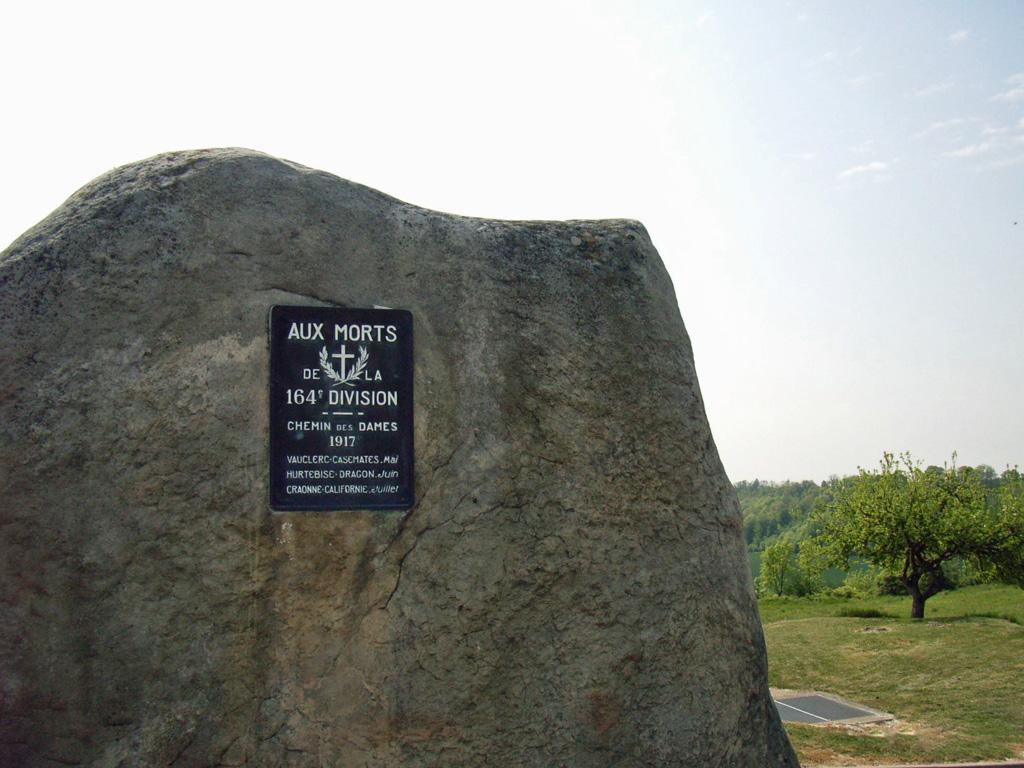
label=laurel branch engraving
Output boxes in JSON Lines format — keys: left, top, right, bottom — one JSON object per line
{"left": 319, "top": 346, "right": 369, "bottom": 386}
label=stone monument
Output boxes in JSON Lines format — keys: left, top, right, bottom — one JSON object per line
{"left": 0, "top": 149, "right": 798, "bottom": 767}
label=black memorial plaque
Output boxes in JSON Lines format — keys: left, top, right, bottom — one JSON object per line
{"left": 269, "top": 305, "right": 414, "bottom": 511}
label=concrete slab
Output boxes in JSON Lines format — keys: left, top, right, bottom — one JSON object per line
{"left": 771, "top": 688, "right": 894, "bottom": 725}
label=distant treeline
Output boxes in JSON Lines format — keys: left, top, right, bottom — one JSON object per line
{"left": 736, "top": 479, "right": 823, "bottom": 549}
{"left": 736, "top": 464, "right": 1015, "bottom": 551}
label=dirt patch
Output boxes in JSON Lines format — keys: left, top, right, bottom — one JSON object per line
{"left": 794, "top": 744, "right": 844, "bottom": 767}
{"left": 793, "top": 719, "right": 952, "bottom": 767}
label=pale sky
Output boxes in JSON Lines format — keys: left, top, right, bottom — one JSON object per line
{"left": 2, "top": 1, "right": 1022, "bottom": 482}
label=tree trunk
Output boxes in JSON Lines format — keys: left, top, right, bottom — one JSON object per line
{"left": 910, "top": 590, "right": 926, "bottom": 619}
{"left": 904, "top": 574, "right": 927, "bottom": 619}
{"left": 906, "top": 568, "right": 945, "bottom": 619}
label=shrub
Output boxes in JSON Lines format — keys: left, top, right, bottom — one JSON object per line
{"left": 836, "top": 606, "right": 896, "bottom": 619}
{"left": 831, "top": 585, "right": 859, "bottom": 599}
{"left": 877, "top": 574, "right": 907, "bottom": 596}
{"left": 944, "top": 558, "right": 986, "bottom": 588}
{"left": 922, "top": 568, "right": 957, "bottom": 594}
{"left": 788, "top": 570, "right": 826, "bottom": 597}
{"left": 842, "top": 567, "right": 879, "bottom": 596}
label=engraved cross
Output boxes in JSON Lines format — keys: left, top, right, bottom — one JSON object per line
{"left": 331, "top": 344, "right": 355, "bottom": 379}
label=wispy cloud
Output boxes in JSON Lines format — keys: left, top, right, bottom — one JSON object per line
{"left": 848, "top": 72, "right": 882, "bottom": 88}
{"left": 838, "top": 161, "right": 888, "bottom": 179}
{"left": 993, "top": 73, "right": 1024, "bottom": 101}
{"left": 947, "top": 29, "right": 969, "bottom": 44}
{"left": 915, "top": 78, "right": 955, "bottom": 98}
{"left": 943, "top": 142, "right": 994, "bottom": 158}
{"left": 980, "top": 151, "right": 1024, "bottom": 170}
{"left": 912, "top": 117, "right": 972, "bottom": 138}
{"left": 847, "top": 141, "right": 876, "bottom": 154}
{"left": 936, "top": 120, "right": 1024, "bottom": 165}
{"left": 695, "top": 11, "right": 714, "bottom": 27}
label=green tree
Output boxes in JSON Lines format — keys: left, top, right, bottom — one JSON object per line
{"left": 736, "top": 479, "right": 825, "bottom": 549}
{"left": 802, "top": 453, "right": 1024, "bottom": 618}
{"left": 982, "top": 468, "right": 1024, "bottom": 585}
{"left": 756, "top": 539, "right": 795, "bottom": 597}
{"left": 974, "top": 463, "right": 1000, "bottom": 489}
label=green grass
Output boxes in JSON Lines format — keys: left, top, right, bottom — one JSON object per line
{"left": 757, "top": 582, "right": 1024, "bottom": 625}
{"left": 834, "top": 605, "right": 896, "bottom": 619}
{"left": 760, "top": 584, "right": 1024, "bottom": 767}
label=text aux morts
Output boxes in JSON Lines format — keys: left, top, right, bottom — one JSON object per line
{"left": 269, "top": 305, "right": 413, "bottom": 511}
{"left": 285, "top": 320, "right": 402, "bottom": 446}
{"left": 280, "top": 317, "right": 407, "bottom": 499}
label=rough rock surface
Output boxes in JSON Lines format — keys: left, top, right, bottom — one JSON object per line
{"left": 0, "top": 149, "right": 798, "bottom": 767}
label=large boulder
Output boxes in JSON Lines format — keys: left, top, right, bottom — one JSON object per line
{"left": 0, "top": 149, "right": 797, "bottom": 767}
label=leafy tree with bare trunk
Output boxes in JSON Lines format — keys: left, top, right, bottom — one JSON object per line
{"left": 756, "top": 539, "right": 796, "bottom": 597}
{"left": 802, "top": 453, "right": 1024, "bottom": 618}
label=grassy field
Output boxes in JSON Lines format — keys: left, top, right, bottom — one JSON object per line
{"left": 759, "top": 584, "right": 1024, "bottom": 766}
